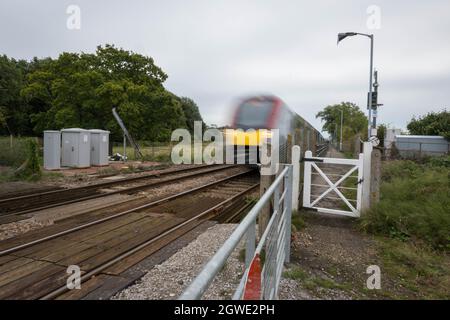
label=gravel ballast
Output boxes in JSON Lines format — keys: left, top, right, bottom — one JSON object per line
{"left": 0, "top": 218, "right": 51, "bottom": 241}
{"left": 113, "top": 223, "right": 245, "bottom": 300}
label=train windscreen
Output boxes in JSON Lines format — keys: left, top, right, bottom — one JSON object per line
{"left": 234, "top": 100, "right": 273, "bottom": 129}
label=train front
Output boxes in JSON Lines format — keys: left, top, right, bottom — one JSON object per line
{"left": 227, "top": 96, "right": 282, "bottom": 164}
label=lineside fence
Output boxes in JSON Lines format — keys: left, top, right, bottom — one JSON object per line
{"left": 389, "top": 141, "right": 450, "bottom": 159}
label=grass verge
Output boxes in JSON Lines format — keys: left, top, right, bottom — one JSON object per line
{"left": 361, "top": 156, "right": 450, "bottom": 299}
{"left": 361, "top": 157, "right": 450, "bottom": 251}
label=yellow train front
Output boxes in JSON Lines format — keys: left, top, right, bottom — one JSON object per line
{"left": 228, "top": 95, "right": 326, "bottom": 164}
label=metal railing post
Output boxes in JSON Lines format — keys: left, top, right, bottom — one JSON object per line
{"left": 264, "top": 179, "right": 280, "bottom": 299}
{"left": 273, "top": 179, "right": 280, "bottom": 216}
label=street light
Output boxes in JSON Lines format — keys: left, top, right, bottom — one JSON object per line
{"left": 337, "top": 32, "right": 375, "bottom": 140}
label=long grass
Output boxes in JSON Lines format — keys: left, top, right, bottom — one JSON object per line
{"left": 361, "top": 156, "right": 450, "bottom": 251}
{"left": 0, "top": 136, "right": 32, "bottom": 167}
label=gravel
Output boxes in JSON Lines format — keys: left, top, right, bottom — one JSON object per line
{"left": 112, "top": 223, "right": 245, "bottom": 300}
{"left": 278, "top": 278, "right": 314, "bottom": 300}
{"left": 0, "top": 217, "right": 51, "bottom": 241}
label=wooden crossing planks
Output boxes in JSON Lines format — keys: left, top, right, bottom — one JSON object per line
{"left": 0, "top": 263, "right": 67, "bottom": 299}
{"left": 0, "top": 171, "right": 257, "bottom": 299}
{"left": 0, "top": 212, "right": 186, "bottom": 299}
{"left": 103, "top": 217, "right": 201, "bottom": 275}
{"left": 9, "top": 211, "right": 153, "bottom": 258}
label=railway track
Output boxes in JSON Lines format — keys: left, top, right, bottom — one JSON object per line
{"left": 0, "top": 168, "right": 259, "bottom": 299}
{"left": 0, "top": 164, "right": 239, "bottom": 218}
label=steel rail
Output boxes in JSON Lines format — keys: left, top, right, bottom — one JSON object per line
{"left": 0, "top": 165, "right": 238, "bottom": 217}
{"left": 0, "top": 164, "right": 216, "bottom": 204}
{"left": 179, "top": 166, "right": 290, "bottom": 300}
{"left": 222, "top": 199, "right": 257, "bottom": 223}
{"left": 40, "top": 182, "right": 259, "bottom": 300}
{"left": 0, "top": 168, "right": 255, "bottom": 257}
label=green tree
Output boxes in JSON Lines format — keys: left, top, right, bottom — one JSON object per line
{"left": 407, "top": 110, "right": 450, "bottom": 139}
{"left": 20, "top": 45, "right": 188, "bottom": 141}
{"left": 316, "top": 102, "right": 368, "bottom": 142}
{"left": 0, "top": 55, "right": 33, "bottom": 135}
{"left": 0, "top": 46, "right": 202, "bottom": 141}
{"left": 377, "top": 123, "right": 387, "bottom": 148}
{"left": 178, "top": 96, "right": 205, "bottom": 133}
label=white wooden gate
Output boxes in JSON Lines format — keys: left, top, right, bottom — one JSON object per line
{"left": 302, "top": 150, "right": 364, "bottom": 217}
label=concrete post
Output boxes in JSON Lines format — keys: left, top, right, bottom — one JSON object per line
{"left": 284, "top": 165, "right": 293, "bottom": 264}
{"left": 287, "top": 135, "right": 292, "bottom": 164}
{"left": 370, "top": 147, "right": 382, "bottom": 205}
{"left": 354, "top": 134, "right": 361, "bottom": 159}
{"left": 362, "top": 142, "right": 373, "bottom": 212}
{"left": 302, "top": 151, "right": 312, "bottom": 208}
{"left": 291, "top": 145, "right": 301, "bottom": 211}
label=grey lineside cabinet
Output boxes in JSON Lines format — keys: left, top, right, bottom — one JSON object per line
{"left": 89, "top": 129, "right": 110, "bottom": 166}
{"left": 61, "top": 128, "right": 91, "bottom": 168}
{"left": 43, "top": 130, "right": 61, "bottom": 170}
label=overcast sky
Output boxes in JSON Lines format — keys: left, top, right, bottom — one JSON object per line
{"left": 1, "top": 0, "right": 449, "bottom": 134}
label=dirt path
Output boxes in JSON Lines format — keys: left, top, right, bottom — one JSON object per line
{"left": 280, "top": 212, "right": 381, "bottom": 299}
{"left": 279, "top": 147, "right": 399, "bottom": 299}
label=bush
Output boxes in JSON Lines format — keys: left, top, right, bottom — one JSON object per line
{"left": 291, "top": 211, "right": 306, "bottom": 230}
{"left": 361, "top": 159, "right": 450, "bottom": 251}
{"left": 426, "top": 155, "right": 450, "bottom": 168}
{"left": 13, "top": 138, "right": 42, "bottom": 180}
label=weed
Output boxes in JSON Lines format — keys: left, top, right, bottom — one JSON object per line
{"left": 361, "top": 159, "right": 450, "bottom": 251}
{"left": 238, "top": 248, "right": 246, "bottom": 263}
{"left": 377, "top": 237, "right": 450, "bottom": 299}
{"left": 291, "top": 211, "right": 306, "bottom": 230}
{"left": 283, "top": 267, "right": 308, "bottom": 281}
{"left": 284, "top": 266, "right": 351, "bottom": 292}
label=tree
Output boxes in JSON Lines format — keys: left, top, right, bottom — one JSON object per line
{"left": 316, "top": 102, "right": 368, "bottom": 143}
{"left": 16, "top": 45, "right": 192, "bottom": 141}
{"left": 377, "top": 123, "right": 387, "bottom": 148}
{"left": 178, "top": 96, "right": 205, "bottom": 133}
{"left": 407, "top": 110, "right": 450, "bottom": 139}
{"left": 0, "top": 55, "right": 33, "bottom": 135}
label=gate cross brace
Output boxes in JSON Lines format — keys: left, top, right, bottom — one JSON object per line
{"left": 309, "top": 163, "right": 359, "bottom": 213}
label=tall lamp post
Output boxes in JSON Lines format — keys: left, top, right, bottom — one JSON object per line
{"left": 337, "top": 32, "right": 374, "bottom": 140}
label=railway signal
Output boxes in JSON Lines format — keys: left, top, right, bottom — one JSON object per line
{"left": 370, "top": 70, "right": 383, "bottom": 128}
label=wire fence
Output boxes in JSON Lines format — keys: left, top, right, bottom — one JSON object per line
{"left": 111, "top": 141, "right": 173, "bottom": 161}
{"left": 389, "top": 141, "right": 450, "bottom": 159}
{"left": 0, "top": 136, "right": 177, "bottom": 166}
{"left": 0, "top": 136, "right": 41, "bottom": 167}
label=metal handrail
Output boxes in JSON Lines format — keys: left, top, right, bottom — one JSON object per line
{"left": 179, "top": 166, "right": 292, "bottom": 300}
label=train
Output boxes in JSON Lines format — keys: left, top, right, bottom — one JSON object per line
{"left": 228, "top": 95, "right": 327, "bottom": 163}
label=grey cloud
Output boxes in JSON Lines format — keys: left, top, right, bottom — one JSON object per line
{"left": 0, "top": 0, "right": 449, "bottom": 132}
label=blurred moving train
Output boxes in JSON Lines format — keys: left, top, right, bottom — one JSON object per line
{"left": 229, "top": 95, "right": 327, "bottom": 163}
